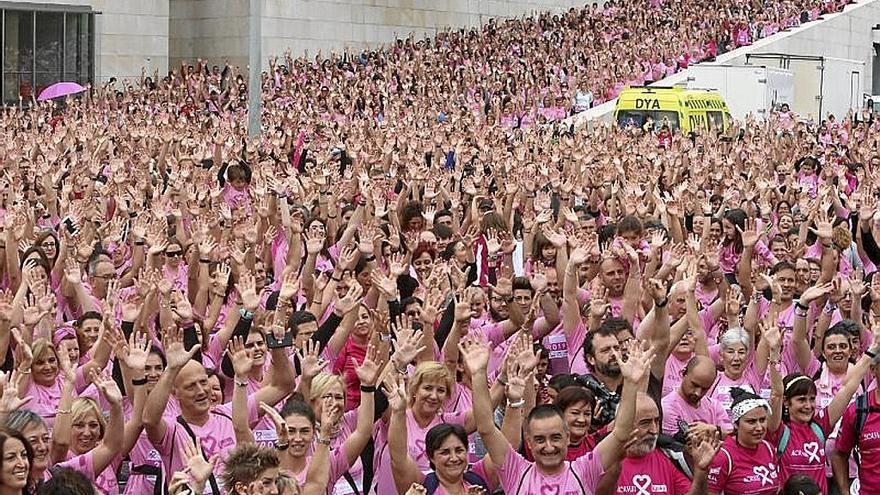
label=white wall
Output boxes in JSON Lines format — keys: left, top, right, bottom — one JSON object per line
{"left": 169, "top": 0, "right": 588, "bottom": 70}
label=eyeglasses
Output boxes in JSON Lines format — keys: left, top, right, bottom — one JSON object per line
{"left": 321, "top": 394, "right": 345, "bottom": 402}
{"left": 165, "top": 251, "right": 183, "bottom": 257}
{"left": 92, "top": 273, "right": 115, "bottom": 280}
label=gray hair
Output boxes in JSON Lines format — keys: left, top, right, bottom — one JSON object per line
{"left": 719, "top": 327, "right": 750, "bottom": 351}
{"left": 3, "top": 409, "right": 47, "bottom": 434}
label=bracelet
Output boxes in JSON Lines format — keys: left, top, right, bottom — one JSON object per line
{"left": 795, "top": 301, "right": 809, "bottom": 311}
{"left": 394, "top": 363, "right": 408, "bottom": 375}
{"left": 654, "top": 298, "right": 668, "bottom": 308}
{"left": 199, "top": 258, "right": 211, "bottom": 263}
{"left": 866, "top": 348, "right": 878, "bottom": 359}
{"left": 131, "top": 377, "right": 148, "bottom": 386}
{"left": 824, "top": 302, "right": 839, "bottom": 315}
{"left": 275, "top": 441, "right": 289, "bottom": 451}
{"left": 331, "top": 276, "right": 342, "bottom": 282}
{"left": 359, "top": 384, "right": 376, "bottom": 393}
{"left": 135, "top": 241, "right": 146, "bottom": 246}
{"left": 19, "top": 369, "right": 30, "bottom": 375}
{"left": 496, "top": 375, "right": 508, "bottom": 387}
{"left": 235, "top": 380, "right": 249, "bottom": 388}
{"left": 56, "top": 408, "right": 71, "bottom": 415}
{"left": 794, "top": 309, "right": 808, "bottom": 318}
{"left": 239, "top": 308, "right": 255, "bottom": 320}
{"left": 506, "top": 398, "right": 525, "bottom": 409}
{"left": 316, "top": 436, "right": 331, "bottom": 445}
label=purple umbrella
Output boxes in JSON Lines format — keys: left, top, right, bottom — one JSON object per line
{"left": 37, "top": 82, "right": 86, "bottom": 101}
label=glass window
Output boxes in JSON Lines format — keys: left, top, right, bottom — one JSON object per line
{"left": 3, "top": 10, "right": 34, "bottom": 101}
{"left": 64, "top": 13, "right": 91, "bottom": 85}
{"left": 707, "top": 111, "right": 725, "bottom": 130}
{"left": 617, "top": 110, "right": 680, "bottom": 130}
{"left": 35, "top": 11, "right": 64, "bottom": 96}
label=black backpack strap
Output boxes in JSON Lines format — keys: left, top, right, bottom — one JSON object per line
{"left": 422, "top": 472, "right": 440, "bottom": 495}
{"left": 514, "top": 464, "right": 533, "bottom": 495}
{"left": 130, "top": 464, "right": 164, "bottom": 495}
{"left": 462, "top": 470, "right": 489, "bottom": 491}
{"left": 177, "top": 415, "right": 222, "bottom": 495}
{"left": 341, "top": 470, "right": 361, "bottom": 495}
{"left": 569, "top": 464, "right": 587, "bottom": 495}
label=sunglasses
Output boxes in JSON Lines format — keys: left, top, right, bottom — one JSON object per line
{"left": 165, "top": 251, "right": 183, "bottom": 257}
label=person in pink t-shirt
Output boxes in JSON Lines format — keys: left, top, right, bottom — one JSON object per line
{"left": 662, "top": 356, "right": 734, "bottom": 435}
{"left": 385, "top": 351, "right": 531, "bottom": 494}
{"left": 143, "top": 328, "right": 296, "bottom": 495}
{"left": 603, "top": 393, "right": 720, "bottom": 495}
{"left": 707, "top": 387, "right": 781, "bottom": 495}
{"left": 833, "top": 356, "right": 880, "bottom": 495}
{"left": 262, "top": 343, "right": 380, "bottom": 495}
{"left": 464, "top": 332, "right": 653, "bottom": 495}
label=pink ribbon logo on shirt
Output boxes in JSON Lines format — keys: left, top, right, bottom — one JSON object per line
{"left": 632, "top": 474, "right": 652, "bottom": 495}
{"left": 752, "top": 466, "right": 772, "bottom": 486}
{"left": 802, "top": 442, "right": 821, "bottom": 463}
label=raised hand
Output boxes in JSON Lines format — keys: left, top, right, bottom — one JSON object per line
{"left": 0, "top": 371, "right": 31, "bottom": 413}
{"left": 391, "top": 313, "right": 426, "bottom": 370}
{"left": 298, "top": 339, "right": 328, "bottom": 379}
{"left": 90, "top": 368, "right": 123, "bottom": 406}
{"left": 228, "top": 336, "right": 253, "bottom": 378}
{"left": 278, "top": 267, "right": 301, "bottom": 301}
{"left": 122, "top": 331, "right": 150, "bottom": 372}
{"left": 737, "top": 217, "right": 760, "bottom": 249}
{"left": 799, "top": 281, "right": 832, "bottom": 305}
{"left": 384, "top": 375, "right": 407, "bottom": 412}
{"left": 259, "top": 401, "right": 289, "bottom": 445}
{"left": 354, "top": 342, "right": 384, "bottom": 386}
{"left": 162, "top": 326, "right": 198, "bottom": 370}
{"left": 335, "top": 283, "right": 364, "bottom": 314}
{"left": 181, "top": 437, "right": 219, "bottom": 487}
{"left": 617, "top": 340, "right": 656, "bottom": 384}
{"left": 505, "top": 360, "right": 528, "bottom": 402}
{"left": 458, "top": 334, "right": 490, "bottom": 374}
{"left": 689, "top": 434, "right": 721, "bottom": 471}
{"left": 235, "top": 270, "right": 260, "bottom": 311}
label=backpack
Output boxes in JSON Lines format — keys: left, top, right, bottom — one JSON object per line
{"left": 656, "top": 434, "right": 694, "bottom": 479}
{"left": 776, "top": 421, "right": 826, "bottom": 459}
{"left": 853, "top": 392, "right": 880, "bottom": 467}
{"left": 423, "top": 470, "right": 489, "bottom": 495}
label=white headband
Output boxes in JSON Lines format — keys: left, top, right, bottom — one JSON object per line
{"left": 731, "top": 398, "right": 770, "bottom": 423}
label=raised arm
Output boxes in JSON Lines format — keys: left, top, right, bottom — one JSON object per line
{"left": 342, "top": 343, "right": 381, "bottom": 466}
{"left": 87, "top": 369, "right": 125, "bottom": 474}
{"left": 459, "top": 334, "right": 511, "bottom": 466}
{"left": 387, "top": 376, "right": 423, "bottom": 495}
{"left": 142, "top": 327, "right": 197, "bottom": 444}
{"left": 228, "top": 336, "right": 255, "bottom": 444}
{"left": 595, "top": 341, "right": 656, "bottom": 470}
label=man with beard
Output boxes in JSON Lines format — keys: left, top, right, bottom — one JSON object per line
{"left": 661, "top": 355, "right": 733, "bottom": 435}
{"left": 596, "top": 393, "right": 720, "bottom": 495}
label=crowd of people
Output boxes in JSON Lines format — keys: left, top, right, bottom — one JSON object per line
{"left": 0, "top": 0, "right": 873, "bottom": 494}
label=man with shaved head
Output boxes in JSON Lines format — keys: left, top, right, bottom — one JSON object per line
{"left": 661, "top": 355, "right": 733, "bottom": 435}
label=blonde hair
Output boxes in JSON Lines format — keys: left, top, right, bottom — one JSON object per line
{"left": 70, "top": 397, "right": 107, "bottom": 439}
{"left": 31, "top": 338, "right": 58, "bottom": 365}
{"left": 308, "top": 373, "right": 346, "bottom": 405}
{"left": 407, "top": 361, "right": 453, "bottom": 407}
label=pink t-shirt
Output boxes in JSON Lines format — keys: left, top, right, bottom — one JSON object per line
{"left": 543, "top": 321, "right": 588, "bottom": 376}
{"left": 707, "top": 437, "right": 781, "bottom": 494}
{"left": 371, "top": 410, "right": 467, "bottom": 494}
{"left": 495, "top": 441, "right": 604, "bottom": 495}
{"left": 708, "top": 366, "right": 764, "bottom": 413}
{"left": 661, "top": 389, "right": 733, "bottom": 434}
{"left": 662, "top": 353, "right": 690, "bottom": 398}
{"left": 836, "top": 391, "right": 880, "bottom": 494}
{"left": 286, "top": 446, "right": 350, "bottom": 495}
{"left": 52, "top": 450, "right": 120, "bottom": 495}
{"left": 152, "top": 398, "right": 260, "bottom": 495}
{"left": 766, "top": 408, "right": 833, "bottom": 493}
{"left": 616, "top": 449, "right": 691, "bottom": 494}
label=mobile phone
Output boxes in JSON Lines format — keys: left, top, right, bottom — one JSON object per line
{"left": 61, "top": 216, "right": 78, "bottom": 235}
{"left": 266, "top": 329, "right": 294, "bottom": 349}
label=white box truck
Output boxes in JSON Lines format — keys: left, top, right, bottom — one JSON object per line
{"left": 745, "top": 54, "right": 864, "bottom": 121}
{"left": 682, "top": 65, "right": 794, "bottom": 120}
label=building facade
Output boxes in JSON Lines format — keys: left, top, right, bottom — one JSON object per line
{"left": 0, "top": 0, "right": 584, "bottom": 101}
